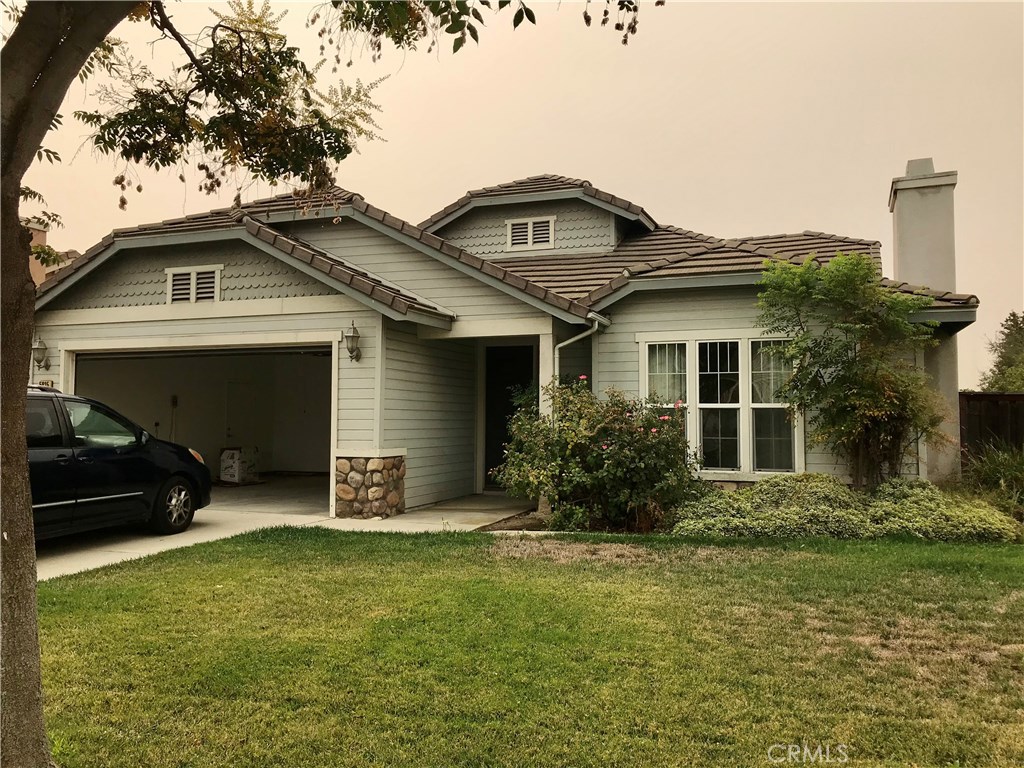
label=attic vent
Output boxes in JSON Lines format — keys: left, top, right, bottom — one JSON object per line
{"left": 194, "top": 271, "right": 217, "bottom": 302}
{"left": 505, "top": 216, "right": 556, "bottom": 251}
{"left": 166, "top": 265, "right": 223, "bottom": 304}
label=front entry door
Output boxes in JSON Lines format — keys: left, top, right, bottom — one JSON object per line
{"left": 485, "top": 345, "right": 536, "bottom": 483}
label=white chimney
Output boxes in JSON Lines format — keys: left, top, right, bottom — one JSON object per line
{"left": 888, "top": 158, "right": 957, "bottom": 289}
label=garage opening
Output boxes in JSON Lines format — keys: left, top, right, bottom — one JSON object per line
{"left": 73, "top": 346, "right": 332, "bottom": 510}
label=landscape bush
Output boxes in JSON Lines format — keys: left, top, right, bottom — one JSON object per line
{"left": 961, "top": 443, "right": 1024, "bottom": 519}
{"left": 671, "top": 473, "right": 1022, "bottom": 543}
{"left": 869, "top": 477, "right": 1021, "bottom": 542}
{"left": 494, "top": 378, "right": 702, "bottom": 532}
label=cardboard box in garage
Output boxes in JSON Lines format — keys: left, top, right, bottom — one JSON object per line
{"left": 220, "top": 447, "right": 259, "bottom": 484}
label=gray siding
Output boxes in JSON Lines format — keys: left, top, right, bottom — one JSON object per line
{"left": 382, "top": 320, "right": 477, "bottom": 507}
{"left": 433, "top": 200, "right": 615, "bottom": 257}
{"left": 46, "top": 241, "right": 334, "bottom": 310}
{"left": 282, "top": 218, "right": 549, "bottom": 322}
{"left": 594, "top": 287, "right": 845, "bottom": 478}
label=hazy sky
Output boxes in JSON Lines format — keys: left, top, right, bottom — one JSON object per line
{"left": 23, "top": 1, "right": 1024, "bottom": 387}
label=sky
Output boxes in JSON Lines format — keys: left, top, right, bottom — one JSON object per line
{"left": 22, "top": 1, "right": 1024, "bottom": 388}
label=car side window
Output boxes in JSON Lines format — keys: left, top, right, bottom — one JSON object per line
{"left": 26, "top": 399, "right": 64, "bottom": 449}
{"left": 64, "top": 401, "right": 137, "bottom": 448}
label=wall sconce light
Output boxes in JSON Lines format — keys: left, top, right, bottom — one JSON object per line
{"left": 343, "top": 321, "right": 361, "bottom": 362}
{"left": 31, "top": 336, "right": 50, "bottom": 371}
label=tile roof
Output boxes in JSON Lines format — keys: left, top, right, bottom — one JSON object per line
{"left": 419, "top": 174, "right": 655, "bottom": 231}
{"left": 37, "top": 187, "right": 594, "bottom": 320}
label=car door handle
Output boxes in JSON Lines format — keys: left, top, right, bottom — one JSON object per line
{"left": 55, "top": 454, "right": 70, "bottom": 465}
{"left": 77, "top": 456, "right": 94, "bottom": 464}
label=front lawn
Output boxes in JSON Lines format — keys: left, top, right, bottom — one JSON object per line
{"left": 39, "top": 529, "right": 1024, "bottom": 767}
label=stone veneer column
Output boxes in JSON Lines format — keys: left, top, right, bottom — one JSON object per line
{"left": 335, "top": 456, "right": 406, "bottom": 518}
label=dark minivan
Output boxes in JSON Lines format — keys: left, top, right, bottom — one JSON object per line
{"left": 27, "top": 386, "right": 211, "bottom": 540}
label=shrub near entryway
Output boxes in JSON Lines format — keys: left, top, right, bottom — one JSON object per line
{"left": 493, "top": 378, "right": 702, "bottom": 532}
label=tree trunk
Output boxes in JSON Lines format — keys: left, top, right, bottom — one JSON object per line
{"left": 0, "top": 182, "right": 52, "bottom": 768}
{"left": 1, "top": 5, "right": 138, "bottom": 765}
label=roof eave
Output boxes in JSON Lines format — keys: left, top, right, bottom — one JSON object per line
{"left": 421, "top": 188, "right": 656, "bottom": 233}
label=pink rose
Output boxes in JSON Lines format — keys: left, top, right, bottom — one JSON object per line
{"left": 659, "top": 415, "right": 670, "bottom": 421}
{"left": 651, "top": 428, "right": 658, "bottom": 433}
{"left": 579, "top": 374, "right": 588, "bottom": 380}
{"left": 601, "top": 444, "right": 608, "bottom": 449}
{"left": 674, "top": 399, "right": 683, "bottom": 409}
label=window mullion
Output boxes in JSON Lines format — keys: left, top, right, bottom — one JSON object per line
{"left": 740, "top": 340, "right": 752, "bottom": 473}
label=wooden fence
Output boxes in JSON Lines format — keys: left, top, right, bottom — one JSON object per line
{"left": 959, "top": 392, "right": 1024, "bottom": 453}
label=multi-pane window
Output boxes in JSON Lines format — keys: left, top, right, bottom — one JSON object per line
{"left": 751, "top": 341, "right": 794, "bottom": 471}
{"left": 698, "top": 341, "right": 740, "bottom": 470}
{"left": 641, "top": 334, "right": 801, "bottom": 475}
{"left": 166, "top": 266, "right": 221, "bottom": 304}
{"left": 506, "top": 217, "right": 555, "bottom": 250}
{"left": 647, "top": 343, "right": 686, "bottom": 405}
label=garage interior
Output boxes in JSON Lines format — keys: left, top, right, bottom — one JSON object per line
{"left": 74, "top": 347, "right": 333, "bottom": 506}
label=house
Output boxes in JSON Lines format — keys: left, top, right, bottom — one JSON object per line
{"left": 31, "top": 159, "right": 977, "bottom": 518}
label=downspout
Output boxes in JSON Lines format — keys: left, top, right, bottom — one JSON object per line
{"left": 554, "top": 312, "right": 608, "bottom": 382}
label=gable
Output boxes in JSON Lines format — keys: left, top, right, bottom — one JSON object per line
{"left": 433, "top": 199, "right": 616, "bottom": 257}
{"left": 45, "top": 240, "right": 336, "bottom": 311}
{"left": 280, "top": 217, "right": 552, "bottom": 323}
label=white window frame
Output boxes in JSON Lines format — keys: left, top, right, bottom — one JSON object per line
{"left": 165, "top": 264, "right": 223, "bottom": 304}
{"left": 505, "top": 216, "right": 556, "bottom": 252}
{"left": 637, "top": 329, "right": 806, "bottom": 480}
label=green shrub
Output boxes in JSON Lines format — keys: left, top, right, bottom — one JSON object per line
{"left": 869, "top": 478, "right": 1021, "bottom": 542}
{"left": 962, "top": 443, "right": 1024, "bottom": 518}
{"left": 493, "top": 378, "right": 702, "bottom": 532}
{"left": 673, "top": 474, "right": 871, "bottom": 539}
{"left": 671, "top": 474, "right": 1023, "bottom": 542}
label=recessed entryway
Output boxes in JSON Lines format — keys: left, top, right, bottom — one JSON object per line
{"left": 484, "top": 344, "right": 536, "bottom": 482}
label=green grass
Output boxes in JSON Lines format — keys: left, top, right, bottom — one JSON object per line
{"left": 39, "top": 529, "right": 1024, "bottom": 767}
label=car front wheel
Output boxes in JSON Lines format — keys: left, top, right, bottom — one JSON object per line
{"left": 150, "top": 476, "right": 196, "bottom": 534}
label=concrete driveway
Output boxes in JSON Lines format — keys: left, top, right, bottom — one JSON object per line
{"left": 36, "top": 476, "right": 529, "bottom": 580}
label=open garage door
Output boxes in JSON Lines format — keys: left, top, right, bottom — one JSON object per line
{"left": 73, "top": 346, "right": 333, "bottom": 480}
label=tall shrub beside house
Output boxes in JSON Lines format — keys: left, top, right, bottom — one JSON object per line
{"left": 757, "top": 253, "right": 945, "bottom": 488}
{"left": 494, "top": 378, "right": 700, "bottom": 531}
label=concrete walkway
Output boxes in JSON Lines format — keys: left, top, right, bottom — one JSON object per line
{"left": 36, "top": 481, "right": 531, "bottom": 580}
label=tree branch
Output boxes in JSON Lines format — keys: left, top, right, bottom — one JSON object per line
{"left": 3, "top": 1, "right": 137, "bottom": 183}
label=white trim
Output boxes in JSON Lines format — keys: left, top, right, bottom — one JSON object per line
{"left": 373, "top": 315, "right": 386, "bottom": 448}
{"left": 538, "top": 333, "right": 554, "bottom": 415}
{"left": 334, "top": 444, "right": 407, "bottom": 457}
{"left": 418, "top": 316, "right": 553, "bottom": 339}
{"left": 505, "top": 216, "right": 556, "bottom": 252}
{"left": 165, "top": 264, "right": 224, "bottom": 304}
{"left": 36, "top": 295, "right": 362, "bottom": 326}
{"left": 637, "top": 329, "right": 805, "bottom": 477}
{"left": 329, "top": 338, "right": 340, "bottom": 518}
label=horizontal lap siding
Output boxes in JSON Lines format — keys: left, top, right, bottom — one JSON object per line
{"left": 283, "top": 220, "right": 547, "bottom": 323}
{"left": 596, "top": 287, "right": 848, "bottom": 479}
{"left": 435, "top": 200, "right": 615, "bottom": 256}
{"left": 46, "top": 241, "right": 334, "bottom": 310}
{"left": 383, "top": 321, "right": 476, "bottom": 508}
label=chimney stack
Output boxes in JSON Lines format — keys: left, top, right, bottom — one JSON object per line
{"left": 888, "top": 158, "right": 957, "bottom": 290}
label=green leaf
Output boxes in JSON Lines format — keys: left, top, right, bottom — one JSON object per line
{"left": 513, "top": 7, "right": 524, "bottom": 27}
{"left": 498, "top": 0, "right": 511, "bottom": 8}
{"left": 522, "top": 4, "right": 536, "bottom": 24}
{"left": 471, "top": 7, "right": 485, "bottom": 23}
{"left": 453, "top": 35, "right": 466, "bottom": 53}
{"left": 445, "top": 19, "right": 466, "bottom": 33}
{"left": 467, "top": 23, "right": 479, "bottom": 43}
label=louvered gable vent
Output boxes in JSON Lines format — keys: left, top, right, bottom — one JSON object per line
{"left": 509, "top": 221, "right": 530, "bottom": 247}
{"left": 506, "top": 216, "right": 555, "bottom": 251}
{"left": 531, "top": 219, "right": 551, "bottom": 245}
{"left": 170, "top": 272, "right": 192, "bottom": 303}
{"left": 167, "top": 266, "right": 222, "bottom": 304}
{"left": 194, "top": 270, "right": 217, "bottom": 301}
